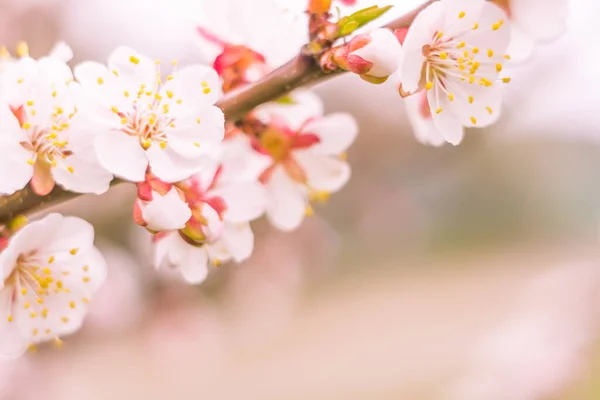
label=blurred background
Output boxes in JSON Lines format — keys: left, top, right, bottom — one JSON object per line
{"left": 2, "top": 0, "right": 600, "bottom": 399}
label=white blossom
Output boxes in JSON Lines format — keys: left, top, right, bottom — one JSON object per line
{"left": 153, "top": 138, "right": 269, "bottom": 284}
{"left": 397, "top": 0, "right": 512, "bottom": 145}
{"left": 253, "top": 92, "right": 358, "bottom": 231}
{"left": 0, "top": 57, "right": 113, "bottom": 196}
{"left": 74, "top": 46, "right": 224, "bottom": 183}
{"left": 0, "top": 214, "right": 107, "bottom": 357}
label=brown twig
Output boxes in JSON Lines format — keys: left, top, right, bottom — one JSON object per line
{"left": 0, "top": 1, "right": 434, "bottom": 224}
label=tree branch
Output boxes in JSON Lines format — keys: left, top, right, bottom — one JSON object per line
{"left": 0, "top": 1, "right": 433, "bottom": 224}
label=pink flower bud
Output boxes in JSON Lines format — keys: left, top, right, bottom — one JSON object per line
{"left": 348, "top": 28, "right": 402, "bottom": 80}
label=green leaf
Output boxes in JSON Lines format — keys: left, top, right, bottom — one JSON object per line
{"left": 337, "top": 5, "right": 393, "bottom": 37}
{"left": 274, "top": 95, "right": 297, "bottom": 105}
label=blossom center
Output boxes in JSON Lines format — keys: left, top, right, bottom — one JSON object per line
{"left": 116, "top": 86, "right": 175, "bottom": 150}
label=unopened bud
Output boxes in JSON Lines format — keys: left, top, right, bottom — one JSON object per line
{"left": 347, "top": 28, "right": 402, "bottom": 83}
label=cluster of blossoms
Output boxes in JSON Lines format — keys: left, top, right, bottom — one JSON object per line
{"left": 0, "top": 0, "right": 565, "bottom": 357}
{"left": 329, "top": 0, "right": 566, "bottom": 146}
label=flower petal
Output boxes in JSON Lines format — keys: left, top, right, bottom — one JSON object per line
{"left": 141, "top": 188, "right": 192, "bottom": 231}
{"left": 221, "top": 222, "right": 254, "bottom": 262}
{"left": 302, "top": 113, "right": 358, "bottom": 155}
{"left": 404, "top": 92, "right": 447, "bottom": 147}
{"left": 295, "top": 152, "right": 351, "bottom": 192}
{"left": 52, "top": 152, "right": 113, "bottom": 195}
{"left": 0, "top": 139, "right": 33, "bottom": 195}
{"left": 94, "top": 130, "right": 148, "bottom": 182}
{"left": 146, "top": 144, "right": 213, "bottom": 183}
{"left": 211, "top": 182, "right": 267, "bottom": 223}
{"left": 265, "top": 166, "right": 307, "bottom": 231}
{"left": 350, "top": 28, "right": 402, "bottom": 78}
{"left": 107, "top": 46, "right": 157, "bottom": 88}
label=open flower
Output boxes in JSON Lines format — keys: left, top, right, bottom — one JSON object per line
{"left": 491, "top": 0, "right": 568, "bottom": 60}
{"left": 251, "top": 92, "right": 358, "bottom": 231}
{"left": 397, "top": 0, "right": 511, "bottom": 145}
{"left": 153, "top": 139, "right": 269, "bottom": 284}
{"left": 0, "top": 214, "right": 107, "bottom": 357}
{"left": 0, "top": 57, "right": 113, "bottom": 195}
{"left": 74, "top": 46, "right": 224, "bottom": 183}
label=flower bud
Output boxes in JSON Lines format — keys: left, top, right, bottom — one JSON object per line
{"left": 347, "top": 28, "right": 402, "bottom": 83}
{"left": 136, "top": 187, "right": 191, "bottom": 232}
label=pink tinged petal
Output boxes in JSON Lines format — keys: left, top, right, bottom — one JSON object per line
{"left": 94, "top": 131, "right": 148, "bottom": 182}
{"left": 509, "top": 0, "right": 567, "bottom": 41}
{"left": 211, "top": 182, "right": 267, "bottom": 223}
{"left": 220, "top": 222, "right": 254, "bottom": 263}
{"left": 0, "top": 290, "right": 28, "bottom": 358}
{"left": 0, "top": 139, "right": 33, "bottom": 195}
{"left": 67, "top": 246, "right": 108, "bottom": 294}
{"left": 404, "top": 92, "right": 447, "bottom": 147}
{"left": 201, "top": 203, "right": 225, "bottom": 242}
{"left": 265, "top": 166, "right": 307, "bottom": 232}
{"left": 350, "top": 29, "right": 402, "bottom": 78}
{"left": 141, "top": 188, "right": 192, "bottom": 231}
{"left": 427, "top": 90, "right": 465, "bottom": 146}
{"left": 146, "top": 145, "right": 213, "bottom": 183}
{"left": 302, "top": 113, "right": 358, "bottom": 155}
{"left": 31, "top": 161, "right": 56, "bottom": 196}
{"left": 52, "top": 153, "right": 113, "bottom": 195}
{"left": 295, "top": 152, "right": 351, "bottom": 193}
{"left": 107, "top": 46, "right": 157, "bottom": 88}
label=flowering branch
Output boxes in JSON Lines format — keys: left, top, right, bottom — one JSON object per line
{"left": 0, "top": 0, "right": 433, "bottom": 224}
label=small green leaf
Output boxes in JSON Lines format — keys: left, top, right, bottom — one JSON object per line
{"left": 274, "top": 95, "right": 297, "bottom": 105}
{"left": 337, "top": 5, "right": 393, "bottom": 37}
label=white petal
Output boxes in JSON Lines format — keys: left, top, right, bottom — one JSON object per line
{"left": 402, "top": 1, "right": 444, "bottom": 53}
{"left": 42, "top": 214, "right": 96, "bottom": 256}
{"left": 141, "top": 188, "right": 192, "bottom": 231}
{"left": 161, "top": 65, "right": 222, "bottom": 112}
{"left": 506, "top": 26, "right": 537, "bottom": 62}
{"left": 52, "top": 152, "right": 113, "bottom": 195}
{"left": 0, "top": 139, "right": 33, "bottom": 195}
{"left": 212, "top": 182, "right": 267, "bottom": 223}
{"left": 219, "top": 135, "right": 271, "bottom": 184}
{"left": 221, "top": 222, "right": 254, "bottom": 262}
{"left": 302, "top": 113, "right": 358, "bottom": 155}
{"left": 0, "top": 290, "right": 28, "bottom": 358}
{"left": 351, "top": 28, "right": 402, "bottom": 78}
{"left": 265, "top": 166, "right": 307, "bottom": 231}
{"left": 94, "top": 131, "right": 148, "bottom": 182}
{"left": 461, "top": 1, "right": 511, "bottom": 54}
{"left": 295, "top": 152, "right": 351, "bottom": 192}
{"left": 165, "top": 234, "right": 209, "bottom": 284}
{"left": 201, "top": 203, "right": 225, "bottom": 242}
{"left": 146, "top": 145, "right": 211, "bottom": 183}
{"left": 49, "top": 42, "right": 74, "bottom": 63}
{"left": 427, "top": 90, "right": 465, "bottom": 146}
{"left": 404, "top": 92, "right": 447, "bottom": 147}
{"left": 446, "top": 81, "right": 504, "bottom": 128}
{"left": 107, "top": 46, "right": 157, "bottom": 88}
